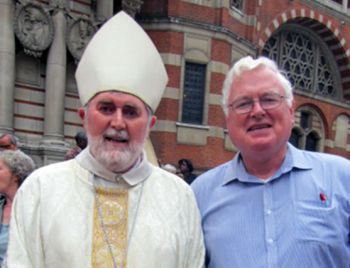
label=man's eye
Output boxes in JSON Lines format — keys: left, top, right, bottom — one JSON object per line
{"left": 122, "top": 106, "right": 139, "bottom": 117}
{"left": 98, "top": 104, "right": 115, "bottom": 114}
{"left": 261, "top": 96, "right": 278, "bottom": 104}
{"left": 234, "top": 100, "right": 251, "bottom": 109}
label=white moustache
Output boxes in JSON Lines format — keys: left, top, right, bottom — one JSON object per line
{"left": 103, "top": 128, "right": 129, "bottom": 141}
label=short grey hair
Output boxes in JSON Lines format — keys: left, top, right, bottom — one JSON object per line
{"left": 222, "top": 56, "right": 294, "bottom": 116}
{"left": 0, "top": 150, "right": 35, "bottom": 185}
{"left": 0, "top": 133, "right": 18, "bottom": 146}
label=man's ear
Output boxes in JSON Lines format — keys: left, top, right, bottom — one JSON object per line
{"left": 290, "top": 100, "right": 296, "bottom": 124}
{"left": 78, "top": 107, "right": 86, "bottom": 127}
{"left": 12, "top": 175, "right": 20, "bottom": 185}
{"left": 149, "top": 115, "right": 157, "bottom": 129}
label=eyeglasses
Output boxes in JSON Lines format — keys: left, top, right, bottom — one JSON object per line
{"left": 228, "top": 92, "right": 288, "bottom": 114}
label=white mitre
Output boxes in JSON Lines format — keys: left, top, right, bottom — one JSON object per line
{"left": 75, "top": 11, "right": 168, "bottom": 112}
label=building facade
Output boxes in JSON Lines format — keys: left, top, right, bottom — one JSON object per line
{"left": 1, "top": 0, "right": 350, "bottom": 171}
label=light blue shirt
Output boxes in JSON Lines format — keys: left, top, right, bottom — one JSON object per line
{"left": 0, "top": 224, "right": 9, "bottom": 267}
{"left": 192, "top": 143, "right": 350, "bottom": 268}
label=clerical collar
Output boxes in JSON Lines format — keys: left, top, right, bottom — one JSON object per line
{"left": 76, "top": 147, "right": 152, "bottom": 186}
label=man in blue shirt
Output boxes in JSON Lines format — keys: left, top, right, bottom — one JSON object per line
{"left": 191, "top": 56, "right": 350, "bottom": 267}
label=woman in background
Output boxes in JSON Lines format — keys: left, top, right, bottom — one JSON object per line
{"left": 0, "top": 150, "right": 35, "bottom": 266}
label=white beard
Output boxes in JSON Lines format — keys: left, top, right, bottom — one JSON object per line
{"left": 87, "top": 128, "right": 145, "bottom": 173}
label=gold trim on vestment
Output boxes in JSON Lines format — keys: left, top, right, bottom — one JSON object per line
{"left": 92, "top": 187, "right": 128, "bottom": 268}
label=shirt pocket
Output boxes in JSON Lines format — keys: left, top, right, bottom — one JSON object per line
{"left": 295, "top": 200, "right": 343, "bottom": 243}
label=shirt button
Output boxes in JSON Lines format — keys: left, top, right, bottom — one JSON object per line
{"left": 267, "top": 238, "right": 274, "bottom": 244}
{"left": 266, "top": 209, "right": 272, "bottom": 215}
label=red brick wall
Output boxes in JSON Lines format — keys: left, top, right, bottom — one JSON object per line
{"left": 211, "top": 39, "right": 231, "bottom": 64}
{"left": 210, "top": 72, "right": 225, "bottom": 95}
{"left": 148, "top": 31, "right": 183, "bottom": 54}
{"left": 150, "top": 132, "right": 233, "bottom": 172}
{"left": 142, "top": 0, "right": 350, "bottom": 171}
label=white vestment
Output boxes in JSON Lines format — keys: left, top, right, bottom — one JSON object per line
{"left": 4, "top": 149, "right": 204, "bottom": 268}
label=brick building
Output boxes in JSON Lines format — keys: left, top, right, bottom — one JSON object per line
{"left": 1, "top": 0, "right": 349, "bottom": 171}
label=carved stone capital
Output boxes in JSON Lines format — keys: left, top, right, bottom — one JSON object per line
{"left": 14, "top": 2, "right": 54, "bottom": 57}
{"left": 66, "top": 17, "right": 97, "bottom": 61}
{"left": 122, "top": 0, "right": 144, "bottom": 18}
{"left": 49, "top": 0, "right": 69, "bottom": 11}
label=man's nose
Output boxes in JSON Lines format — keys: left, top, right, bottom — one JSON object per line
{"left": 250, "top": 99, "right": 266, "bottom": 116}
{"left": 110, "top": 109, "right": 126, "bottom": 129}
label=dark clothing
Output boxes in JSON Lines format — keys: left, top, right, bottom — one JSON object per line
{"left": 0, "top": 195, "right": 5, "bottom": 223}
{"left": 184, "top": 173, "right": 197, "bottom": 185}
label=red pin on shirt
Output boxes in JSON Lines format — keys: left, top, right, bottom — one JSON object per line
{"left": 319, "top": 192, "right": 327, "bottom": 203}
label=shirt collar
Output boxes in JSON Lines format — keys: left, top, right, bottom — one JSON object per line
{"left": 76, "top": 147, "right": 152, "bottom": 186}
{"left": 222, "top": 143, "right": 312, "bottom": 185}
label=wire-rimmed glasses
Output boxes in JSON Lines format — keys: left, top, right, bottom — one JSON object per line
{"left": 228, "top": 92, "right": 288, "bottom": 114}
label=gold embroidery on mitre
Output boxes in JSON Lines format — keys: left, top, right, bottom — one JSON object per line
{"left": 92, "top": 187, "right": 128, "bottom": 268}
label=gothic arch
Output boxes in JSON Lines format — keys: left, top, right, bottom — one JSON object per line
{"left": 291, "top": 104, "right": 326, "bottom": 151}
{"left": 294, "top": 102, "right": 329, "bottom": 137}
{"left": 259, "top": 8, "right": 350, "bottom": 99}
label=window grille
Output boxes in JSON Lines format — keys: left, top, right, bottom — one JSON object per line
{"left": 181, "top": 62, "right": 206, "bottom": 124}
{"left": 262, "top": 26, "right": 338, "bottom": 99}
{"left": 300, "top": 111, "right": 311, "bottom": 130}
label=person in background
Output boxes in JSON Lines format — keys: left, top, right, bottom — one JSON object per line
{"left": 178, "top": 159, "right": 197, "bottom": 184}
{"left": 191, "top": 55, "right": 350, "bottom": 267}
{"left": 4, "top": 11, "right": 204, "bottom": 268}
{"left": 161, "top": 163, "right": 178, "bottom": 174}
{"left": 0, "top": 150, "right": 35, "bottom": 266}
{"left": 0, "top": 134, "right": 17, "bottom": 151}
{"left": 64, "top": 131, "right": 88, "bottom": 160}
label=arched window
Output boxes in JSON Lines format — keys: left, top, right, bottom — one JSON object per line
{"left": 262, "top": 23, "right": 342, "bottom": 100}
{"left": 289, "top": 107, "right": 324, "bottom": 152}
{"left": 289, "top": 128, "right": 302, "bottom": 148}
{"left": 305, "top": 131, "right": 320, "bottom": 152}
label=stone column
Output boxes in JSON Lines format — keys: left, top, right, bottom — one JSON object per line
{"left": 42, "top": 8, "right": 67, "bottom": 145}
{"left": 343, "top": 0, "right": 349, "bottom": 11}
{"left": 0, "top": 0, "right": 15, "bottom": 134}
{"left": 96, "top": 0, "right": 113, "bottom": 21}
